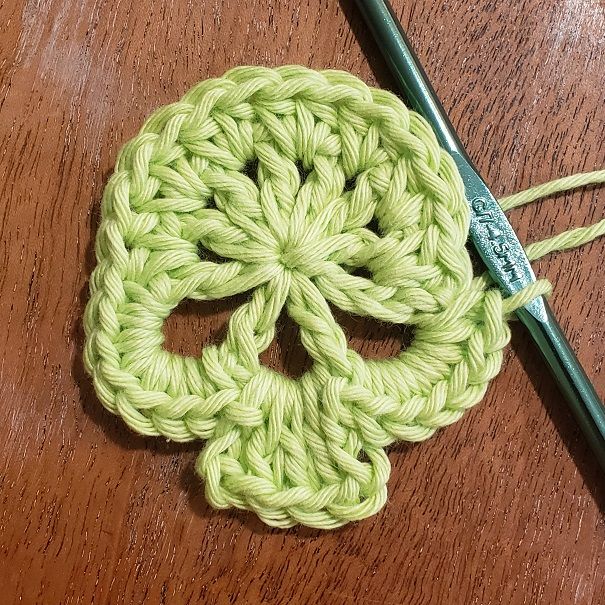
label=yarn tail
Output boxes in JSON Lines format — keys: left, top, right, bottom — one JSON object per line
{"left": 499, "top": 169, "right": 605, "bottom": 261}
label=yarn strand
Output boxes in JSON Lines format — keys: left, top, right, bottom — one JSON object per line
{"left": 498, "top": 170, "right": 605, "bottom": 262}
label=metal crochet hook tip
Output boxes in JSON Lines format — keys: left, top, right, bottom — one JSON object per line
{"left": 353, "top": 0, "right": 605, "bottom": 470}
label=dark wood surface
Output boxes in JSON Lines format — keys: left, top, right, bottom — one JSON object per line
{"left": 1, "top": 0, "right": 604, "bottom": 603}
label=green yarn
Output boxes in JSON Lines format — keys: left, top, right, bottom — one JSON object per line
{"left": 499, "top": 170, "right": 605, "bottom": 261}
{"left": 83, "top": 65, "right": 604, "bottom": 529}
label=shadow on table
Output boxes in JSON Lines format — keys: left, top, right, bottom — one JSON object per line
{"left": 71, "top": 197, "right": 201, "bottom": 457}
{"left": 509, "top": 327, "right": 605, "bottom": 512}
{"left": 337, "top": 0, "right": 402, "bottom": 92}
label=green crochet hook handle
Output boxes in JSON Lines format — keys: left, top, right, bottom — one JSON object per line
{"left": 354, "top": 0, "right": 605, "bottom": 469}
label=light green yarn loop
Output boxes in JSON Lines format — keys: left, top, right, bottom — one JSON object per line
{"left": 83, "top": 66, "right": 605, "bottom": 529}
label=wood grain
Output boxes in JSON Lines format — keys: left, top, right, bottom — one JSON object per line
{"left": 1, "top": 0, "right": 604, "bottom": 603}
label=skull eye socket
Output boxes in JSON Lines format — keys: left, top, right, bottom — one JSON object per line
{"left": 162, "top": 297, "right": 240, "bottom": 358}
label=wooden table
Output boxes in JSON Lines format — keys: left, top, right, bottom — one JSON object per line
{"left": 2, "top": 1, "right": 604, "bottom": 602}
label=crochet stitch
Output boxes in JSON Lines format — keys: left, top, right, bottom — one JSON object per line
{"left": 83, "top": 66, "right": 604, "bottom": 528}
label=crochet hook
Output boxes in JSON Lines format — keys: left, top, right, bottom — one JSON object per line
{"left": 353, "top": 0, "right": 605, "bottom": 469}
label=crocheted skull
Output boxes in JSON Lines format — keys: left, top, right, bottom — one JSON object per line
{"left": 84, "top": 66, "right": 511, "bottom": 528}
